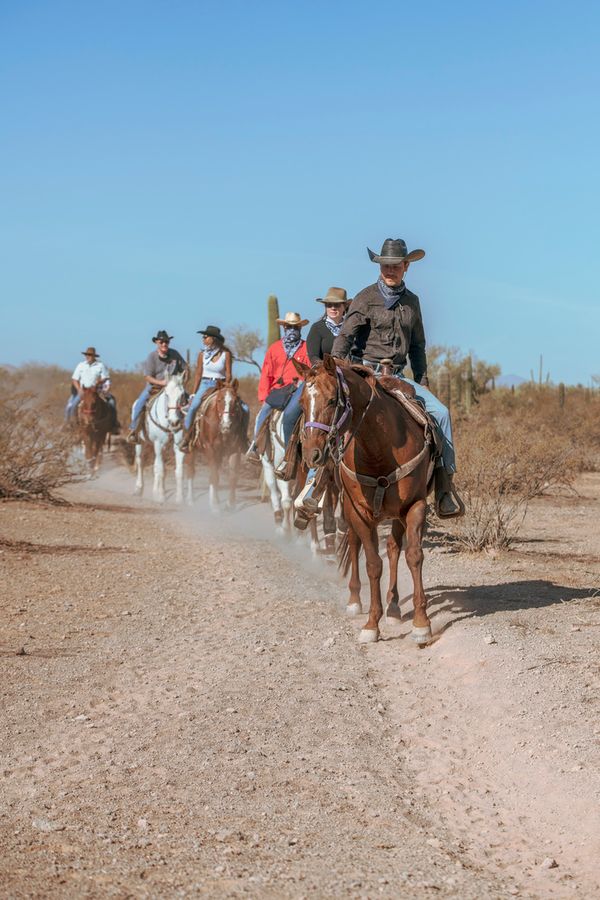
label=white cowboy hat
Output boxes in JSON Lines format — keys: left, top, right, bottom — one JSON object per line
{"left": 276, "top": 311, "right": 309, "bottom": 327}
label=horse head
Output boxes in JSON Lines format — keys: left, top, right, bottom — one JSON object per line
{"left": 164, "top": 374, "right": 186, "bottom": 428}
{"left": 215, "top": 379, "right": 239, "bottom": 435}
{"left": 78, "top": 386, "right": 103, "bottom": 423}
{"left": 293, "top": 354, "right": 350, "bottom": 468}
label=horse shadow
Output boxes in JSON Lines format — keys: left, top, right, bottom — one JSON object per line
{"left": 388, "top": 579, "right": 594, "bottom": 643}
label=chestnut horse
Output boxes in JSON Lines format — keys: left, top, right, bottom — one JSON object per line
{"left": 190, "top": 380, "right": 246, "bottom": 511}
{"left": 78, "top": 386, "right": 112, "bottom": 475}
{"left": 293, "top": 354, "right": 434, "bottom": 646}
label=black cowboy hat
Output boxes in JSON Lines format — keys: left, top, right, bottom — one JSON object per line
{"left": 81, "top": 346, "right": 99, "bottom": 357}
{"left": 197, "top": 325, "right": 225, "bottom": 342}
{"left": 152, "top": 330, "right": 174, "bottom": 343}
{"left": 367, "top": 238, "right": 425, "bottom": 265}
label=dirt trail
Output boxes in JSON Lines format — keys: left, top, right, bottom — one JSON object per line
{"left": 1, "top": 463, "right": 599, "bottom": 898}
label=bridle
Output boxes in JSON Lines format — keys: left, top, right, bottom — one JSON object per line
{"left": 303, "top": 365, "right": 374, "bottom": 465}
{"left": 148, "top": 386, "right": 185, "bottom": 433}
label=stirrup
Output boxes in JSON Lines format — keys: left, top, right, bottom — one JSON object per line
{"left": 435, "top": 490, "right": 465, "bottom": 519}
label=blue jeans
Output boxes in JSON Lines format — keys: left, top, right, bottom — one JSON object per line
{"left": 400, "top": 377, "right": 456, "bottom": 473}
{"left": 65, "top": 393, "right": 80, "bottom": 421}
{"left": 129, "top": 384, "right": 153, "bottom": 430}
{"left": 184, "top": 378, "right": 217, "bottom": 429}
{"left": 254, "top": 383, "right": 304, "bottom": 446}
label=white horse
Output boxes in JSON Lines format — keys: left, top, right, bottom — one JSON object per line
{"left": 133, "top": 374, "right": 191, "bottom": 504}
{"left": 260, "top": 410, "right": 294, "bottom": 533}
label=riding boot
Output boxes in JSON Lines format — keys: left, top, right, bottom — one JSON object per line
{"left": 434, "top": 468, "right": 465, "bottom": 518}
{"left": 245, "top": 441, "right": 261, "bottom": 464}
{"left": 294, "top": 468, "right": 327, "bottom": 521}
{"left": 179, "top": 427, "right": 193, "bottom": 453}
{"left": 126, "top": 425, "right": 140, "bottom": 445}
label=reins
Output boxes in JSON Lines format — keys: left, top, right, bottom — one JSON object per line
{"left": 147, "top": 388, "right": 184, "bottom": 434}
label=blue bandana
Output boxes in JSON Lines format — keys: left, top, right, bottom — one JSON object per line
{"left": 377, "top": 276, "right": 406, "bottom": 310}
{"left": 324, "top": 315, "right": 343, "bottom": 337}
{"left": 282, "top": 327, "right": 302, "bottom": 356}
{"left": 203, "top": 346, "right": 220, "bottom": 363}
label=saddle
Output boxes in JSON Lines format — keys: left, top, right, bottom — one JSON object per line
{"left": 349, "top": 362, "right": 443, "bottom": 464}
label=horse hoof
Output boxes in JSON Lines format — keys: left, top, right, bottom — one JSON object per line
{"left": 358, "top": 628, "right": 379, "bottom": 644}
{"left": 386, "top": 602, "right": 402, "bottom": 622}
{"left": 411, "top": 625, "right": 432, "bottom": 646}
{"left": 346, "top": 602, "right": 362, "bottom": 617}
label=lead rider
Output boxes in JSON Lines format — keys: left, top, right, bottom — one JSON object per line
{"left": 331, "top": 237, "right": 463, "bottom": 518}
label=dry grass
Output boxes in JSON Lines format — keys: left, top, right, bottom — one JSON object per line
{"left": 0, "top": 392, "right": 79, "bottom": 501}
{"left": 445, "top": 386, "right": 599, "bottom": 550}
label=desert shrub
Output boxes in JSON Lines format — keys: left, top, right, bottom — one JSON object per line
{"left": 445, "top": 403, "right": 579, "bottom": 550}
{"left": 0, "top": 392, "right": 80, "bottom": 501}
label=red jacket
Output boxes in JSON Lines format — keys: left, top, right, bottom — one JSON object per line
{"left": 258, "top": 339, "right": 310, "bottom": 403}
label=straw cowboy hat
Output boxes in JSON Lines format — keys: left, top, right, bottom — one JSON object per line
{"left": 81, "top": 346, "right": 99, "bottom": 357}
{"left": 276, "top": 311, "right": 309, "bottom": 327}
{"left": 197, "top": 325, "right": 225, "bottom": 342}
{"left": 367, "top": 238, "right": 426, "bottom": 264}
{"left": 315, "top": 287, "right": 351, "bottom": 306}
{"left": 152, "top": 330, "right": 174, "bottom": 343}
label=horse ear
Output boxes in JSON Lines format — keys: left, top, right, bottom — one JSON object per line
{"left": 292, "top": 358, "right": 311, "bottom": 378}
{"left": 323, "top": 353, "right": 337, "bottom": 375}
{"left": 231, "top": 378, "right": 239, "bottom": 390}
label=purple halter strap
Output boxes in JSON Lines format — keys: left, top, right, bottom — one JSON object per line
{"left": 304, "top": 366, "right": 352, "bottom": 438}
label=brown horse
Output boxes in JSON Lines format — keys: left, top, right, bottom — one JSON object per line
{"left": 78, "top": 386, "right": 112, "bottom": 475}
{"left": 293, "top": 354, "right": 434, "bottom": 646}
{"left": 190, "top": 380, "right": 247, "bottom": 511}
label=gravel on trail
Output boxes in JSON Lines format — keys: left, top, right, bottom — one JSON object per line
{"left": 1, "top": 466, "right": 599, "bottom": 898}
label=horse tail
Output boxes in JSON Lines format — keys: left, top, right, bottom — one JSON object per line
{"left": 337, "top": 528, "right": 360, "bottom": 577}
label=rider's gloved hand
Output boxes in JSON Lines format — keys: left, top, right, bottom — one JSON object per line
{"left": 419, "top": 376, "right": 430, "bottom": 389}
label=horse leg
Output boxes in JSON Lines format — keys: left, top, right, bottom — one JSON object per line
{"left": 357, "top": 521, "right": 384, "bottom": 643}
{"left": 385, "top": 518, "right": 405, "bottom": 622}
{"left": 280, "top": 479, "right": 293, "bottom": 534}
{"left": 262, "top": 459, "right": 284, "bottom": 528}
{"left": 134, "top": 443, "right": 144, "bottom": 496}
{"left": 183, "top": 450, "right": 195, "bottom": 506}
{"left": 173, "top": 441, "right": 185, "bottom": 504}
{"left": 153, "top": 440, "right": 166, "bottom": 503}
{"left": 345, "top": 520, "right": 363, "bottom": 617}
{"left": 225, "top": 452, "right": 239, "bottom": 511}
{"left": 309, "top": 516, "right": 320, "bottom": 556}
{"left": 208, "top": 452, "right": 220, "bottom": 512}
{"left": 404, "top": 499, "right": 430, "bottom": 646}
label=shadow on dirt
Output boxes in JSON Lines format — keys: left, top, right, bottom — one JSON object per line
{"left": 427, "top": 579, "right": 594, "bottom": 624}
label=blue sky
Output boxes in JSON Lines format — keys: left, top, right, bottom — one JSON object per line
{"left": 1, "top": 0, "right": 598, "bottom": 384}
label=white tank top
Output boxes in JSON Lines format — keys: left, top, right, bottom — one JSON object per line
{"left": 203, "top": 349, "right": 228, "bottom": 380}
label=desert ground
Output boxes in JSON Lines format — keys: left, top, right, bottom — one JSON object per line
{"left": 1, "top": 456, "right": 599, "bottom": 899}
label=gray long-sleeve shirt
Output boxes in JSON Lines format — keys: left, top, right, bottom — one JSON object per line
{"left": 331, "top": 282, "right": 428, "bottom": 383}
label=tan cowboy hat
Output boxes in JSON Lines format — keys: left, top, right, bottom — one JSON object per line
{"left": 82, "top": 346, "right": 99, "bottom": 357}
{"left": 315, "top": 286, "right": 351, "bottom": 306}
{"left": 367, "top": 238, "right": 426, "bottom": 265}
{"left": 276, "top": 311, "right": 309, "bottom": 327}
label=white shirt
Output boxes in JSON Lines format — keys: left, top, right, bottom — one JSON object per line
{"left": 72, "top": 359, "right": 110, "bottom": 388}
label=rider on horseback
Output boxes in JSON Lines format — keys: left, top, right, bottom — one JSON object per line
{"left": 65, "top": 346, "right": 119, "bottom": 433}
{"left": 246, "top": 312, "right": 311, "bottom": 463}
{"left": 127, "top": 330, "right": 187, "bottom": 444}
{"left": 330, "top": 238, "right": 463, "bottom": 518}
{"left": 180, "top": 325, "right": 249, "bottom": 452}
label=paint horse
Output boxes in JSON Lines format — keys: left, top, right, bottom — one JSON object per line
{"left": 258, "top": 410, "right": 295, "bottom": 533}
{"left": 133, "top": 374, "right": 190, "bottom": 504}
{"left": 77, "top": 386, "right": 112, "bottom": 475}
{"left": 190, "top": 380, "right": 246, "bottom": 511}
{"left": 293, "top": 354, "right": 435, "bottom": 646}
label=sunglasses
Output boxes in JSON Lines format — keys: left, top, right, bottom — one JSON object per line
{"left": 157, "top": 340, "right": 170, "bottom": 345}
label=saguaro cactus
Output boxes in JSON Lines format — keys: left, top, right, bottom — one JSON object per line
{"left": 464, "top": 356, "right": 473, "bottom": 413}
{"left": 267, "top": 295, "right": 280, "bottom": 347}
